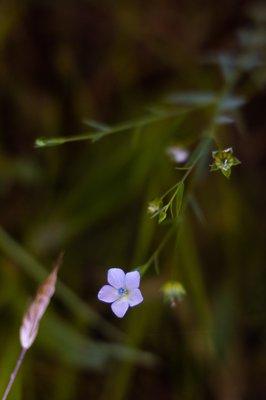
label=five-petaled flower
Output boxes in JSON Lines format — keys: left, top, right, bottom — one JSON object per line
{"left": 210, "top": 147, "right": 241, "bottom": 178}
{"left": 98, "top": 268, "right": 143, "bottom": 318}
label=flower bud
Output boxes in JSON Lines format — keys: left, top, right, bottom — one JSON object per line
{"left": 147, "top": 199, "right": 162, "bottom": 216}
{"left": 210, "top": 147, "right": 241, "bottom": 178}
{"left": 161, "top": 281, "right": 186, "bottom": 307}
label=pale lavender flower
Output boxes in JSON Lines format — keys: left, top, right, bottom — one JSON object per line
{"left": 98, "top": 268, "right": 143, "bottom": 318}
{"left": 166, "top": 146, "right": 189, "bottom": 163}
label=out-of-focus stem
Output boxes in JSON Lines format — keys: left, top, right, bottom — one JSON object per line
{"left": 2, "top": 347, "right": 27, "bottom": 400}
{"left": 34, "top": 108, "right": 192, "bottom": 148}
{"left": 140, "top": 225, "right": 176, "bottom": 276}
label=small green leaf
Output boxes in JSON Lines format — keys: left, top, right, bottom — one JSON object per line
{"left": 166, "top": 91, "right": 215, "bottom": 106}
{"left": 158, "top": 208, "right": 168, "bottom": 223}
{"left": 221, "top": 168, "right": 231, "bottom": 178}
{"left": 82, "top": 119, "right": 110, "bottom": 131}
{"left": 175, "top": 182, "right": 184, "bottom": 217}
{"left": 210, "top": 164, "right": 219, "bottom": 171}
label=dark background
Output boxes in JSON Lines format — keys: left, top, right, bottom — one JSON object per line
{"left": 0, "top": 1, "right": 265, "bottom": 399}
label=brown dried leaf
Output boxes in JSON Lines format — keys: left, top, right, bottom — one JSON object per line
{"left": 19, "top": 253, "right": 63, "bottom": 349}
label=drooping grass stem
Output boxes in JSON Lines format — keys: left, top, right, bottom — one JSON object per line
{"left": 34, "top": 108, "right": 193, "bottom": 148}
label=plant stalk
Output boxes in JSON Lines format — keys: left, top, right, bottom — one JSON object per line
{"left": 2, "top": 347, "right": 27, "bottom": 400}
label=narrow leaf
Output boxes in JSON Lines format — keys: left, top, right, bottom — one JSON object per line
{"left": 175, "top": 182, "right": 184, "bottom": 217}
{"left": 82, "top": 119, "right": 110, "bottom": 131}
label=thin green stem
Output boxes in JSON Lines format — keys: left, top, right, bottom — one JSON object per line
{"left": 2, "top": 347, "right": 27, "bottom": 400}
{"left": 140, "top": 225, "right": 176, "bottom": 276}
{"left": 181, "top": 152, "right": 203, "bottom": 182}
{"left": 160, "top": 181, "right": 180, "bottom": 200}
{"left": 35, "top": 109, "right": 189, "bottom": 148}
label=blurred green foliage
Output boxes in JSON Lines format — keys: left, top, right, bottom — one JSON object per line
{"left": 0, "top": 1, "right": 265, "bottom": 399}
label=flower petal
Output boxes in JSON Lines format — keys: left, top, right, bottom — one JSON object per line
{"left": 107, "top": 268, "right": 125, "bottom": 289}
{"left": 125, "top": 271, "right": 140, "bottom": 290}
{"left": 128, "top": 289, "right": 143, "bottom": 307}
{"left": 111, "top": 297, "right": 129, "bottom": 318}
{"left": 98, "top": 285, "right": 119, "bottom": 303}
